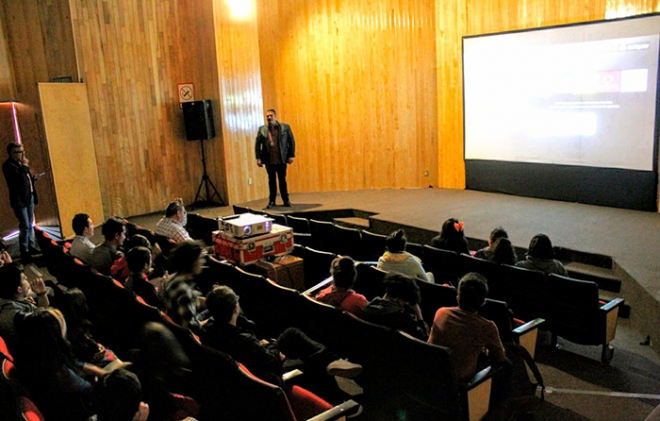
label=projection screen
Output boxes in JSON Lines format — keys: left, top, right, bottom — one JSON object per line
{"left": 463, "top": 13, "right": 660, "bottom": 211}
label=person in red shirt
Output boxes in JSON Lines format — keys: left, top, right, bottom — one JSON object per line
{"left": 428, "top": 272, "right": 507, "bottom": 384}
{"left": 314, "top": 256, "right": 367, "bottom": 316}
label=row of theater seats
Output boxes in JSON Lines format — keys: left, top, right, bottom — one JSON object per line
{"left": 32, "top": 226, "right": 359, "bottom": 421}
{"left": 227, "top": 208, "right": 625, "bottom": 364}
{"left": 0, "top": 336, "right": 44, "bottom": 420}
{"left": 197, "top": 255, "right": 517, "bottom": 421}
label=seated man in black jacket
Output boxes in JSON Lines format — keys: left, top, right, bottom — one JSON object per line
{"left": 360, "top": 272, "right": 429, "bottom": 341}
{"left": 200, "top": 285, "right": 361, "bottom": 387}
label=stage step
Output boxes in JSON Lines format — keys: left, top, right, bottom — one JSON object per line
{"left": 333, "top": 216, "right": 371, "bottom": 230}
{"left": 564, "top": 261, "right": 622, "bottom": 293}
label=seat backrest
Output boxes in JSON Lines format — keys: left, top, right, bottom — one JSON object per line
{"left": 295, "top": 246, "right": 337, "bottom": 290}
{"left": 230, "top": 267, "right": 304, "bottom": 338}
{"left": 354, "top": 263, "right": 387, "bottom": 301}
{"left": 264, "top": 211, "right": 288, "bottom": 227}
{"left": 422, "top": 245, "right": 459, "bottom": 285}
{"left": 308, "top": 219, "right": 336, "bottom": 253}
{"left": 286, "top": 215, "right": 311, "bottom": 234}
{"left": 334, "top": 225, "right": 363, "bottom": 260}
{"left": 478, "top": 299, "right": 515, "bottom": 344}
{"left": 499, "top": 264, "right": 548, "bottom": 321}
{"left": 185, "top": 213, "right": 218, "bottom": 245}
{"left": 415, "top": 280, "right": 458, "bottom": 326}
{"left": 457, "top": 253, "right": 498, "bottom": 282}
{"left": 361, "top": 230, "right": 387, "bottom": 261}
{"left": 197, "top": 255, "right": 242, "bottom": 295}
{"left": 405, "top": 242, "right": 425, "bottom": 261}
{"left": 232, "top": 205, "right": 250, "bottom": 214}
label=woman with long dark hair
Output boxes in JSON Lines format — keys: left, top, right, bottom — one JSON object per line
{"left": 430, "top": 218, "right": 470, "bottom": 255}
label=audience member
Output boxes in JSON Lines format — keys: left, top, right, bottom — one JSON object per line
{"left": 70, "top": 213, "right": 96, "bottom": 263}
{"left": 202, "top": 285, "right": 362, "bottom": 388}
{"left": 160, "top": 240, "right": 206, "bottom": 328}
{"left": 515, "top": 233, "right": 568, "bottom": 276}
{"left": 0, "top": 263, "right": 49, "bottom": 352}
{"left": 474, "top": 227, "right": 508, "bottom": 260}
{"left": 125, "top": 246, "right": 166, "bottom": 309}
{"left": 428, "top": 273, "right": 508, "bottom": 384}
{"left": 489, "top": 237, "right": 518, "bottom": 265}
{"left": 377, "top": 229, "right": 434, "bottom": 283}
{"left": 314, "top": 256, "right": 367, "bottom": 316}
{"left": 13, "top": 308, "right": 104, "bottom": 421}
{"left": 430, "top": 218, "right": 471, "bottom": 255}
{"left": 0, "top": 239, "right": 13, "bottom": 268}
{"left": 90, "top": 217, "right": 126, "bottom": 276}
{"left": 95, "top": 369, "right": 149, "bottom": 421}
{"left": 57, "top": 288, "right": 119, "bottom": 368}
{"left": 360, "top": 273, "right": 429, "bottom": 340}
{"left": 155, "top": 199, "right": 192, "bottom": 243}
{"left": 128, "top": 322, "right": 195, "bottom": 421}
{"left": 111, "top": 234, "right": 166, "bottom": 284}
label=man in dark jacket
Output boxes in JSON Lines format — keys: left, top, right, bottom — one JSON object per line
{"left": 255, "top": 109, "right": 295, "bottom": 208}
{"left": 2, "top": 143, "right": 42, "bottom": 261}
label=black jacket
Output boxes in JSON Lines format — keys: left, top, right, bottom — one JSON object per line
{"left": 255, "top": 123, "right": 295, "bottom": 165}
{"left": 2, "top": 158, "right": 37, "bottom": 208}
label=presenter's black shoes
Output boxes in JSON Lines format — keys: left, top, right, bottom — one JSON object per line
{"left": 266, "top": 202, "right": 275, "bottom": 209}
{"left": 283, "top": 201, "right": 292, "bottom": 207}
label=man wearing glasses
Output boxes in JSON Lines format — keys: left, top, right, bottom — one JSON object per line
{"left": 2, "top": 142, "right": 42, "bottom": 261}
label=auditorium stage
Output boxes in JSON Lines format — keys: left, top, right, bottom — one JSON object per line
{"left": 236, "top": 187, "right": 660, "bottom": 355}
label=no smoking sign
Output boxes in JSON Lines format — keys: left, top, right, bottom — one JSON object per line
{"left": 177, "top": 82, "right": 195, "bottom": 106}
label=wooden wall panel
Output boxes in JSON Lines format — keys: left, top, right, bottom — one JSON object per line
{"left": 0, "top": 9, "right": 15, "bottom": 101}
{"left": 212, "top": 0, "right": 267, "bottom": 205}
{"left": 39, "top": 83, "right": 103, "bottom": 239}
{"left": 69, "top": 0, "right": 226, "bottom": 218}
{"left": 257, "top": 0, "right": 438, "bottom": 194}
{"left": 0, "top": 0, "right": 78, "bottom": 230}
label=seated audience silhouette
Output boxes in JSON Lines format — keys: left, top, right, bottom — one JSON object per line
{"left": 90, "top": 216, "right": 126, "bottom": 276}
{"left": 474, "top": 226, "right": 508, "bottom": 260}
{"left": 94, "top": 369, "right": 149, "bottom": 421}
{"left": 377, "top": 229, "right": 434, "bottom": 282}
{"left": 430, "top": 218, "right": 471, "bottom": 255}
{"left": 314, "top": 256, "right": 367, "bottom": 315}
{"left": 202, "top": 285, "right": 362, "bottom": 388}
{"left": 70, "top": 213, "right": 96, "bottom": 264}
{"left": 125, "top": 246, "right": 166, "bottom": 309}
{"left": 155, "top": 199, "right": 192, "bottom": 243}
{"left": 427, "top": 272, "right": 508, "bottom": 384}
{"left": 489, "top": 237, "right": 518, "bottom": 265}
{"left": 515, "top": 233, "right": 568, "bottom": 276}
{"left": 360, "top": 273, "right": 429, "bottom": 340}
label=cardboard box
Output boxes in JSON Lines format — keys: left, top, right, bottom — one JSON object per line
{"left": 213, "top": 224, "right": 293, "bottom": 266}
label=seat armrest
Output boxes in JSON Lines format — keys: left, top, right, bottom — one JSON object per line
{"left": 303, "top": 276, "right": 334, "bottom": 296}
{"left": 282, "top": 369, "right": 304, "bottom": 383}
{"left": 465, "top": 365, "right": 496, "bottom": 390}
{"left": 513, "top": 318, "right": 545, "bottom": 336}
{"left": 464, "top": 366, "right": 497, "bottom": 421}
{"left": 600, "top": 297, "right": 624, "bottom": 312}
{"left": 307, "top": 399, "right": 361, "bottom": 421}
{"left": 355, "top": 260, "right": 378, "bottom": 266}
{"left": 513, "top": 318, "right": 545, "bottom": 358}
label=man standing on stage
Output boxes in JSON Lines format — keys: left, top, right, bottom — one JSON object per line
{"left": 2, "top": 143, "right": 42, "bottom": 261}
{"left": 255, "top": 109, "right": 295, "bottom": 209}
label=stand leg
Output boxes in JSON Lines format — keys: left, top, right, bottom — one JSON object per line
{"left": 193, "top": 139, "right": 225, "bottom": 207}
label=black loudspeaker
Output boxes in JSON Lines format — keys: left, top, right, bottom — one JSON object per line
{"left": 182, "top": 100, "right": 215, "bottom": 140}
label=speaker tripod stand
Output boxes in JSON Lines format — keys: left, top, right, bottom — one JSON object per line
{"left": 193, "top": 138, "right": 225, "bottom": 208}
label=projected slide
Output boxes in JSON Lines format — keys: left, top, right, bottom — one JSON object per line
{"left": 464, "top": 17, "right": 660, "bottom": 172}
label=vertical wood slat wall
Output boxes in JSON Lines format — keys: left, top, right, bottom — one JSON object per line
{"left": 257, "top": 0, "right": 439, "bottom": 193}
{"left": 0, "top": 0, "right": 658, "bottom": 223}
{"left": 69, "top": 0, "right": 226, "bottom": 217}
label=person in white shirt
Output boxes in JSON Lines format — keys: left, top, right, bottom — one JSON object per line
{"left": 70, "top": 213, "right": 96, "bottom": 263}
{"left": 154, "top": 199, "right": 192, "bottom": 243}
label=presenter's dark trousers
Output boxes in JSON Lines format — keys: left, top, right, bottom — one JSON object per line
{"left": 266, "top": 163, "right": 289, "bottom": 203}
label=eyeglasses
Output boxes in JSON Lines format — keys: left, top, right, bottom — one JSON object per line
{"left": 12, "top": 150, "right": 25, "bottom": 154}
